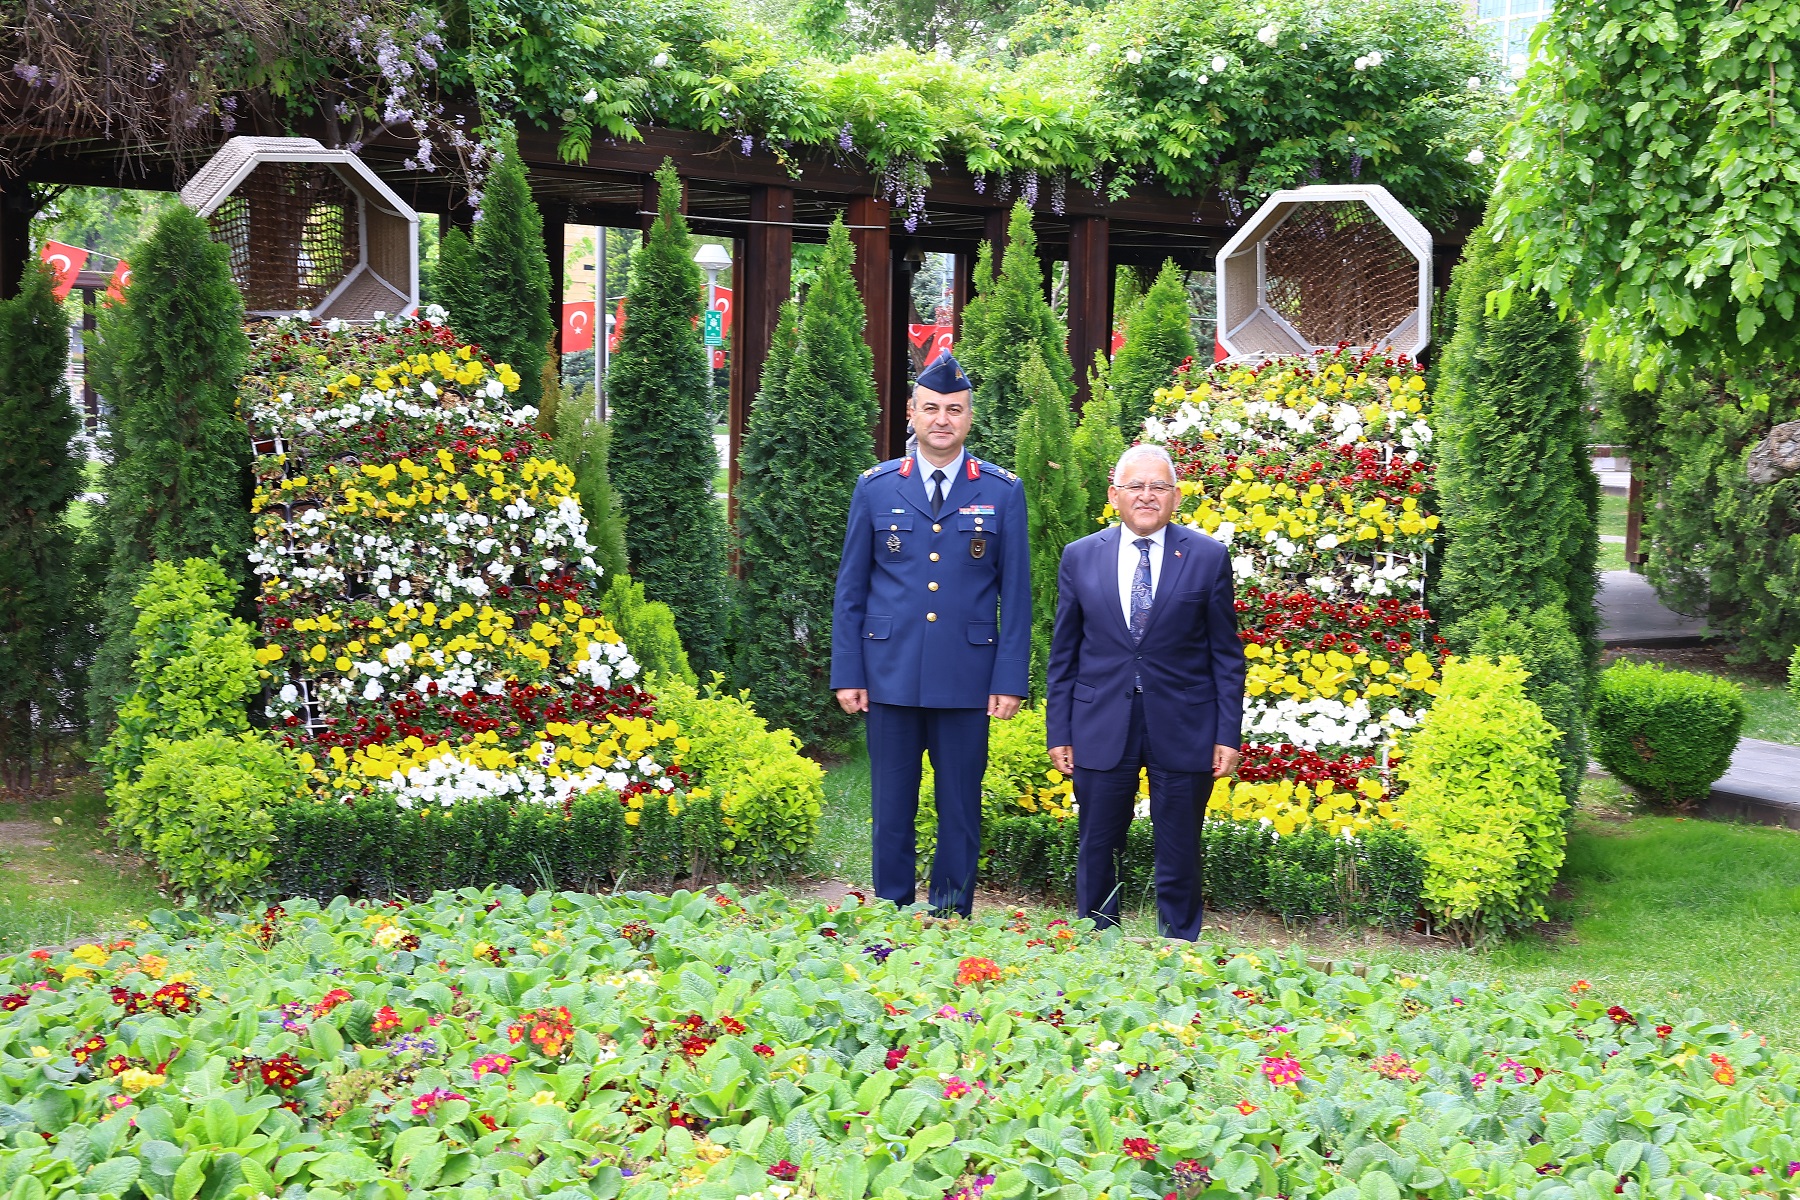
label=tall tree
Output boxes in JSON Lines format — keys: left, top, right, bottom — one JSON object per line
{"left": 1108, "top": 259, "right": 1197, "bottom": 436}
{"left": 1014, "top": 347, "right": 1088, "bottom": 700}
{"left": 436, "top": 138, "right": 555, "bottom": 412}
{"left": 958, "top": 201, "right": 1073, "bottom": 464}
{"left": 88, "top": 204, "right": 251, "bottom": 728}
{"left": 1070, "top": 350, "right": 1127, "bottom": 528}
{"left": 737, "top": 217, "right": 879, "bottom": 745}
{"left": 1434, "top": 212, "right": 1600, "bottom": 657}
{"left": 607, "top": 160, "right": 730, "bottom": 676}
{"left": 0, "top": 261, "right": 86, "bottom": 790}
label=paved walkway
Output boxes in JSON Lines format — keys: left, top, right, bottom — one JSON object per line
{"left": 1704, "top": 739, "right": 1800, "bottom": 829}
{"left": 1598, "top": 570, "right": 1707, "bottom": 648}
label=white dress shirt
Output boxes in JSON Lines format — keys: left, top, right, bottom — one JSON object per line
{"left": 1116, "top": 523, "right": 1168, "bottom": 628}
{"left": 915, "top": 449, "right": 966, "bottom": 511}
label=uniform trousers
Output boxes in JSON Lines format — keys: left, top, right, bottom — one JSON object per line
{"left": 867, "top": 702, "right": 988, "bottom": 917}
{"left": 1073, "top": 690, "right": 1211, "bottom": 940}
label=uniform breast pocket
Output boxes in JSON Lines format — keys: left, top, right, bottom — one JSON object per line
{"left": 874, "top": 514, "right": 914, "bottom": 560}
{"left": 956, "top": 514, "right": 995, "bottom": 561}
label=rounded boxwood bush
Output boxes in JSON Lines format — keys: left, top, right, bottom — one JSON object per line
{"left": 1590, "top": 660, "right": 1746, "bottom": 804}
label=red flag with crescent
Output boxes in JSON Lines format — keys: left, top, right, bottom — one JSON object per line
{"left": 39, "top": 241, "right": 89, "bottom": 300}
{"left": 561, "top": 301, "right": 595, "bottom": 352}
{"left": 106, "top": 260, "right": 132, "bottom": 304}
{"left": 908, "top": 323, "right": 953, "bottom": 364}
{"left": 607, "top": 297, "right": 627, "bottom": 352}
{"left": 712, "top": 286, "right": 732, "bottom": 336}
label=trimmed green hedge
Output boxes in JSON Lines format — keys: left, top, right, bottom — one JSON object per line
{"left": 983, "top": 813, "right": 1423, "bottom": 930}
{"left": 1591, "top": 660, "right": 1746, "bottom": 805}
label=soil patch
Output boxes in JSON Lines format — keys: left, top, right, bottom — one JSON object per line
{"left": 0, "top": 821, "right": 53, "bottom": 849}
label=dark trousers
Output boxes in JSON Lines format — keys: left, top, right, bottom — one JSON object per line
{"left": 867, "top": 703, "right": 988, "bottom": 917}
{"left": 1073, "top": 690, "right": 1211, "bottom": 940}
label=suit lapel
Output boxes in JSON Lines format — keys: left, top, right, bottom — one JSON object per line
{"left": 1138, "top": 524, "right": 1192, "bottom": 641}
{"left": 1093, "top": 525, "right": 1133, "bottom": 642}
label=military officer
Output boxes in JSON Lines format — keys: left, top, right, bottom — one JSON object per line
{"left": 831, "top": 353, "right": 1030, "bottom": 917}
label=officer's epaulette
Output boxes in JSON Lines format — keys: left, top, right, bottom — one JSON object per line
{"left": 974, "top": 458, "right": 1018, "bottom": 484}
{"left": 861, "top": 457, "right": 908, "bottom": 480}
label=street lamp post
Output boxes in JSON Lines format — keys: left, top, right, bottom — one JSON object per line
{"left": 693, "top": 242, "right": 732, "bottom": 418}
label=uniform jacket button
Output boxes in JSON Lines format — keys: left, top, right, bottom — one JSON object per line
{"left": 928, "top": 582, "right": 938, "bottom": 591}
{"left": 929, "top": 552, "right": 940, "bottom": 562}
{"left": 927, "top": 612, "right": 937, "bottom": 622}
{"left": 932, "top": 522, "right": 942, "bottom": 532}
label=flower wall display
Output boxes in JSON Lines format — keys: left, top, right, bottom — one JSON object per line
{"left": 243, "top": 317, "right": 685, "bottom": 815}
{"left": 2, "top": 892, "right": 1790, "bottom": 1198}
{"left": 1149, "top": 347, "right": 1447, "bottom": 834}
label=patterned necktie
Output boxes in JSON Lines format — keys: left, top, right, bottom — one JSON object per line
{"left": 930, "top": 469, "right": 947, "bottom": 517}
{"left": 1129, "top": 537, "right": 1154, "bottom": 644}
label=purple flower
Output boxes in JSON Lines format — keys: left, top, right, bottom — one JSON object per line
{"left": 13, "top": 62, "right": 42, "bottom": 86}
{"left": 739, "top": 134, "right": 754, "bottom": 155}
{"left": 838, "top": 121, "right": 855, "bottom": 153}
{"left": 1350, "top": 152, "right": 1364, "bottom": 179}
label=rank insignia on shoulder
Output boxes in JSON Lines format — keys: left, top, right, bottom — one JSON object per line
{"left": 862, "top": 465, "right": 877, "bottom": 477}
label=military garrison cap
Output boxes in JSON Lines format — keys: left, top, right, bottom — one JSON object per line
{"left": 914, "top": 352, "right": 972, "bottom": 395}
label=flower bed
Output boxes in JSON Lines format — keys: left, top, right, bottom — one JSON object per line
{"left": 2, "top": 891, "right": 1790, "bottom": 1198}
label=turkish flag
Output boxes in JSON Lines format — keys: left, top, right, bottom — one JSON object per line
{"left": 712, "top": 348, "right": 726, "bottom": 370}
{"left": 1214, "top": 335, "right": 1229, "bottom": 362}
{"left": 1111, "top": 328, "right": 1126, "bottom": 356}
{"left": 106, "top": 260, "right": 132, "bottom": 305}
{"left": 924, "top": 329, "right": 953, "bottom": 366}
{"left": 39, "top": 241, "right": 89, "bottom": 300}
{"left": 562, "top": 301, "right": 595, "bottom": 352}
{"left": 607, "top": 297, "right": 627, "bottom": 352}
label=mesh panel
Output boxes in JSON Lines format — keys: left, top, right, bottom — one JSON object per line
{"left": 1262, "top": 202, "right": 1417, "bottom": 349}
{"left": 205, "top": 163, "right": 360, "bottom": 312}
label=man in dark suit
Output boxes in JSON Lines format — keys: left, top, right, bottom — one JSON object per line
{"left": 831, "top": 353, "right": 1030, "bottom": 917}
{"left": 1045, "top": 443, "right": 1246, "bottom": 940}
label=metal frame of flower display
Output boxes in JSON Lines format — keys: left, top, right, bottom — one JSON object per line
{"left": 180, "top": 137, "right": 420, "bottom": 322}
{"left": 1215, "top": 185, "right": 1433, "bottom": 362}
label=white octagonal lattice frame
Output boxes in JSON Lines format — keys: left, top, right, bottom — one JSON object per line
{"left": 181, "top": 136, "right": 419, "bottom": 322}
{"left": 1215, "top": 184, "right": 1432, "bottom": 362}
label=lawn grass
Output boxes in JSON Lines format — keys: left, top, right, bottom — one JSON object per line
{"left": 1598, "top": 491, "right": 1627, "bottom": 571}
{"left": 0, "top": 774, "right": 161, "bottom": 954}
{"left": 812, "top": 742, "right": 873, "bottom": 885}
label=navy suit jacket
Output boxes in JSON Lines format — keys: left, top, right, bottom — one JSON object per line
{"left": 1045, "top": 523, "right": 1246, "bottom": 773}
{"left": 830, "top": 455, "right": 1031, "bottom": 708}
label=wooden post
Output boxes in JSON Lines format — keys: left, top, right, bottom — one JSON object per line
{"left": 730, "top": 184, "right": 793, "bottom": 511}
{"left": 982, "top": 209, "right": 1010, "bottom": 263}
{"left": 890, "top": 246, "right": 917, "bottom": 454}
{"left": 1066, "top": 215, "right": 1113, "bottom": 409}
{"left": 848, "top": 196, "right": 895, "bottom": 459}
{"left": 1624, "top": 460, "right": 1646, "bottom": 573}
{"left": 0, "top": 179, "right": 27, "bottom": 301}
{"left": 542, "top": 203, "right": 565, "bottom": 357}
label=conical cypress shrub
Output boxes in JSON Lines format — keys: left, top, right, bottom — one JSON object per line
{"left": 1071, "top": 349, "right": 1127, "bottom": 527}
{"left": 960, "top": 201, "right": 1074, "bottom": 463}
{"left": 1434, "top": 212, "right": 1600, "bottom": 660}
{"left": 0, "top": 261, "right": 88, "bottom": 787}
{"left": 607, "top": 160, "right": 730, "bottom": 676}
{"left": 553, "top": 400, "right": 629, "bottom": 586}
{"left": 459, "top": 138, "right": 554, "bottom": 411}
{"left": 1109, "top": 259, "right": 1197, "bottom": 436}
{"left": 435, "top": 225, "right": 482, "bottom": 333}
{"left": 1014, "top": 346, "right": 1089, "bottom": 699}
{"left": 737, "top": 216, "right": 878, "bottom": 746}
{"left": 88, "top": 204, "right": 252, "bottom": 727}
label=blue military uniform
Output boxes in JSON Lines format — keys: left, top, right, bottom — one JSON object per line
{"left": 831, "top": 368, "right": 1030, "bottom": 915}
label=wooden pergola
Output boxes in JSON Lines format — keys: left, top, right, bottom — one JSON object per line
{"left": 1, "top": 123, "right": 1474, "bottom": 491}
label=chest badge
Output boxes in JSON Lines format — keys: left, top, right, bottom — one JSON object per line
{"left": 887, "top": 533, "right": 903, "bottom": 555}
{"left": 969, "top": 535, "right": 987, "bottom": 560}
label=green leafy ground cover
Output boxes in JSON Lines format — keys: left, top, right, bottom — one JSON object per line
{"left": 6, "top": 884, "right": 1798, "bottom": 1199}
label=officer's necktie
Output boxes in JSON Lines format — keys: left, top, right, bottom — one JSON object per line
{"left": 1129, "top": 539, "right": 1153, "bottom": 694}
{"left": 929, "top": 469, "right": 947, "bottom": 518}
